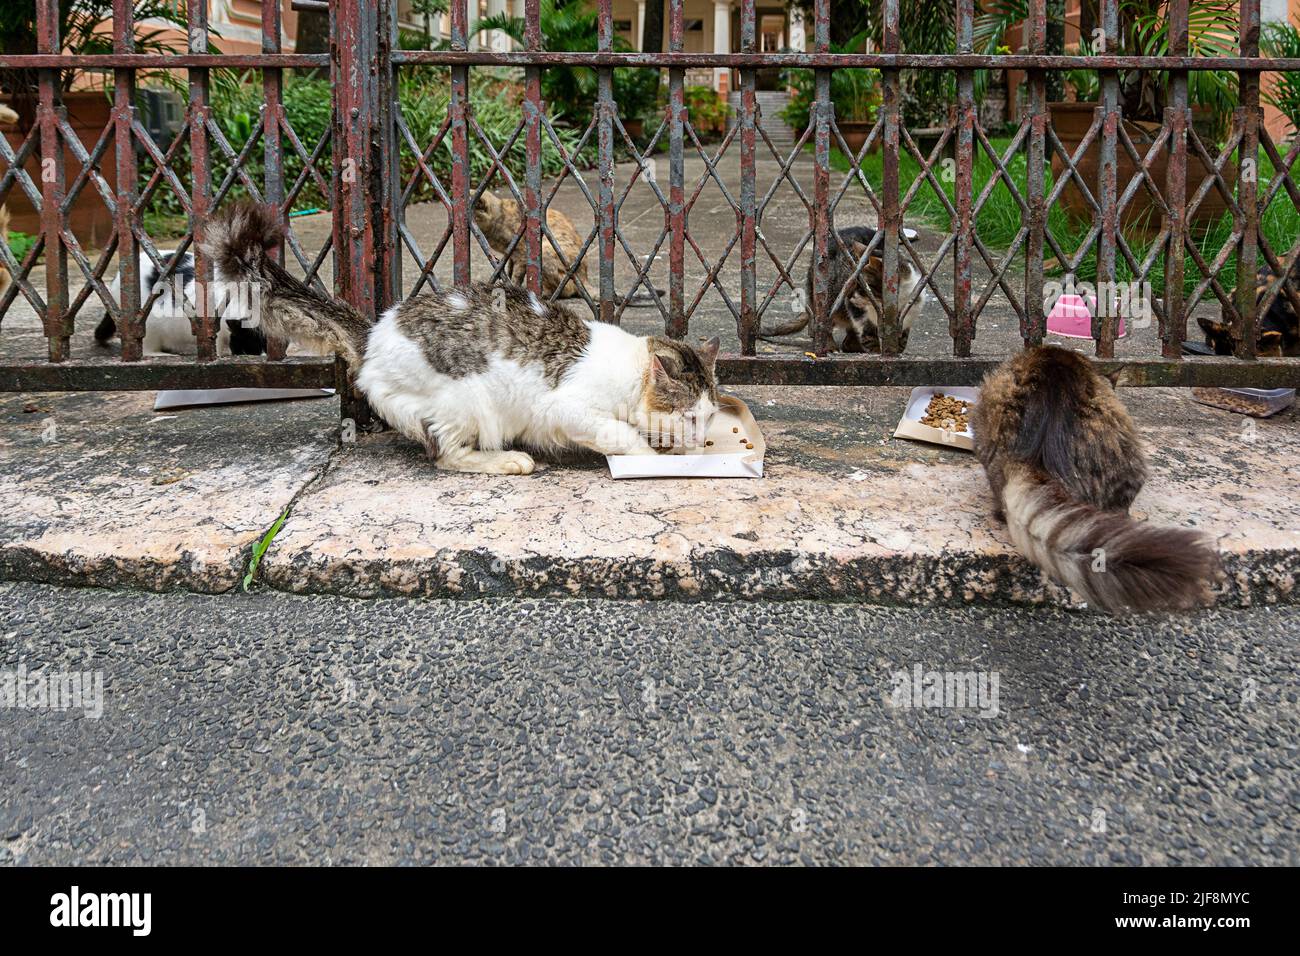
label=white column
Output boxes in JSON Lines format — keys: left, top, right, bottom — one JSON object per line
{"left": 636, "top": 0, "right": 647, "bottom": 52}
{"left": 713, "top": 0, "right": 731, "bottom": 94}
{"left": 1261, "top": 0, "right": 1288, "bottom": 24}
{"left": 788, "top": 6, "right": 805, "bottom": 54}
{"left": 486, "top": 0, "right": 510, "bottom": 53}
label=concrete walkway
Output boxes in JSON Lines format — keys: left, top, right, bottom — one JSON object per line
{"left": 2, "top": 383, "right": 1296, "bottom": 607}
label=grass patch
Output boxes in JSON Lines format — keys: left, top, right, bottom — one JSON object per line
{"left": 822, "top": 136, "right": 1300, "bottom": 302}
{"left": 5, "top": 230, "right": 37, "bottom": 262}
{"left": 242, "top": 508, "right": 288, "bottom": 592}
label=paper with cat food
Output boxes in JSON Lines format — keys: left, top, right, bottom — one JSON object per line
{"left": 607, "top": 394, "right": 765, "bottom": 479}
{"left": 893, "top": 386, "right": 978, "bottom": 452}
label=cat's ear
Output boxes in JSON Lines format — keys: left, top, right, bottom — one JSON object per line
{"left": 861, "top": 255, "right": 884, "bottom": 293}
{"left": 650, "top": 353, "right": 669, "bottom": 383}
{"left": 699, "top": 336, "right": 720, "bottom": 365}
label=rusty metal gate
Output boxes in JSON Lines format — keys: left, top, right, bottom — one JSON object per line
{"left": 2, "top": 0, "right": 1299, "bottom": 418}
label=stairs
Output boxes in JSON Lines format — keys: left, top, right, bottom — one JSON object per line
{"left": 728, "top": 89, "right": 798, "bottom": 152}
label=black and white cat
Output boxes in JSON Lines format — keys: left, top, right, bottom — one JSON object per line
{"left": 760, "top": 225, "right": 925, "bottom": 352}
{"left": 93, "top": 250, "right": 267, "bottom": 356}
{"left": 204, "top": 202, "right": 721, "bottom": 475}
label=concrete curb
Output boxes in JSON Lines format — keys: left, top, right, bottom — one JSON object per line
{"left": 3, "top": 387, "right": 1297, "bottom": 608}
{"left": 257, "top": 542, "right": 1299, "bottom": 608}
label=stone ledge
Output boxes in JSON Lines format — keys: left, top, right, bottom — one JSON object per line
{"left": 258, "top": 385, "right": 1300, "bottom": 608}
{"left": 2, "top": 386, "right": 1297, "bottom": 607}
{"left": 0, "top": 391, "right": 337, "bottom": 593}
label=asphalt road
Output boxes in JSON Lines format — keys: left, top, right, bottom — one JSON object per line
{"left": 1, "top": 582, "right": 1296, "bottom": 865}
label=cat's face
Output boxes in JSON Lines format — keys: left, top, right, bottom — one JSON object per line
{"left": 639, "top": 337, "right": 721, "bottom": 449}
{"left": 1198, "top": 267, "right": 1300, "bottom": 357}
{"left": 473, "top": 192, "right": 520, "bottom": 237}
{"left": 1198, "top": 316, "right": 1291, "bottom": 357}
{"left": 844, "top": 241, "right": 922, "bottom": 349}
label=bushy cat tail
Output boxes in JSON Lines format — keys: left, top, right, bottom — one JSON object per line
{"left": 1000, "top": 460, "right": 1219, "bottom": 613}
{"left": 201, "top": 201, "right": 369, "bottom": 367}
{"left": 757, "top": 311, "right": 811, "bottom": 339}
{"left": 93, "top": 314, "right": 117, "bottom": 345}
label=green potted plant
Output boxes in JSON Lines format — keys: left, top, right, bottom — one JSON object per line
{"left": 779, "top": 29, "right": 880, "bottom": 155}
{"left": 1262, "top": 15, "right": 1300, "bottom": 144}
{"left": 683, "top": 85, "right": 730, "bottom": 139}
{"left": 613, "top": 68, "right": 660, "bottom": 141}
{"left": 477, "top": 0, "right": 649, "bottom": 134}
{"left": 976, "top": 0, "right": 1240, "bottom": 236}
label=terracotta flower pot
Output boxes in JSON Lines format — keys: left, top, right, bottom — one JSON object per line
{"left": 1048, "top": 101, "right": 1236, "bottom": 237}
{"left": 4, "top": 91, "right": 118, "bottom": 250}
{"left": 836, "top": 120, "right": 877, "bottom": 157}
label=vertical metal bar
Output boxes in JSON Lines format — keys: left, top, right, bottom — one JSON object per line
{"left": 878, "top": 0, "right": 902, "bottom": 355}
{"left": 1023, "top": 0, "right": 1047, "bottom": 348}
{"left": 597, "top": 0, "right": 616, "bottom": 324}
{"left": 810, "top": 0, "right": 832, "bottom": 355}
{"left": 262, "top": 0, "right": 288, "bottom": 360}
{"left": 1094, "top": 0, "right": 1120, "bottom": 357}
{"left": 1234, "top": 0, "right": 1261, "bottom": 360}
{"left": 952, "top": 0, "right": 975, "bottom": 356}
{"left": 1162, "top": 0, "right": 1189, "bottom": 359}
{"left": 189, "top": 0, "right": 215, "bottom": 361}
{"left": 377, "top": 0, "right": 402, "bottom": 311}
{"left": 523, "top": 0, "right": 544, "bottom": 294}
{"left": 333, "top": 0, "right": 375, "bottom": 314}
{"left": 331, "top": 0, "right": 398, "bottom": 426}
{"left": 667, "top": 0, "right": 687, "bottom": 338}
{"left": 449, "top": 0, "right": 472, "bottom": 286}
{"left": 112, "top": 0, "right": 140, "bottom": 362}
{"left": 36, "top": 0, "right": 68, "bottom": 362}
{"left": 738, "top": 0, "right": 757, "bottom": 354}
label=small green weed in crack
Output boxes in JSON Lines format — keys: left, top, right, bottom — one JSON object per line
{"left": 243, "top": 509, "right": 288, "bottom": 591}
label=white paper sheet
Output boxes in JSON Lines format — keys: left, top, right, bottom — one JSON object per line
{"left": 893, "top": 385, "right": 980, "bottom": 451}
{"left": 153, "top": 388, "right": 335, "bottom": 411}
{"left": 606, "top": 394, "right": 765, "bottom": 479}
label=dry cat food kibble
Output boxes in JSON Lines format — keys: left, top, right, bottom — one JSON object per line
{"left": 920, "top": 393, "right": 973, "bottom": 433}
{"left": 1191, "top": 387, "right": 1296, "bottom": 418}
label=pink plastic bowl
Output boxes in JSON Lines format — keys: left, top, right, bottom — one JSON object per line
{"left": 1047, "top": 292, "right": 1126, "bottom": 339}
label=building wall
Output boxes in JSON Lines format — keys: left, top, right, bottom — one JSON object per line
{"left": 208, "top": 0, "right": 300, "bottom": 52}
{"left": 613, "top": 0, "right": 723, "bottom": 54}
{"left": 207, "top": 0, "right": 430, "bottom": 53}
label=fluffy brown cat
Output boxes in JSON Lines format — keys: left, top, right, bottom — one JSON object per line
{"left": 971, "top": 345, "right": 1219, "bottom": 612}
{"left": 473, "top": 192, "right": 659, "bottom": 306}
{"left": 475, "top": 191, "right": 587, "bottom": 299}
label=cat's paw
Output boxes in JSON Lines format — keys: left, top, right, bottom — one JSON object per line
{"left": 494, "top": 451, "right": 535, "bottom": 475}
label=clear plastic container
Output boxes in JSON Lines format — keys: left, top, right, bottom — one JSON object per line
{"left": 1191, "top": 387, "right": 1296, "bottom": 418}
